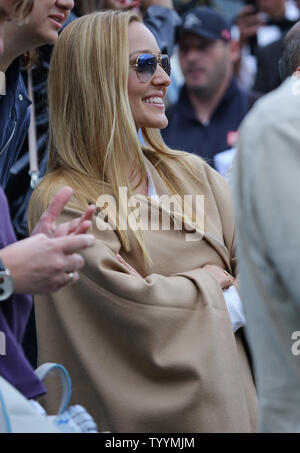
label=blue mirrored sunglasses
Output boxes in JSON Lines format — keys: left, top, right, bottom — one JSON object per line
{"left": 129, "top": 53, "right": 171, "bottom": 83}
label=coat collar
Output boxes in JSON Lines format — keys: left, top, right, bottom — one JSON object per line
{"left": 141, "top": 155, "right": 232, "bottom": 270}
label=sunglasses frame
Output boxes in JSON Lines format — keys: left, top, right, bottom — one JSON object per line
{"left": 129, "top": 53, "right": 171, "bottom": 83}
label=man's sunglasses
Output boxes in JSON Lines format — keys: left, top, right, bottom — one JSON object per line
{"left": 129, "top": 53, "right": 171, "bottom": 83}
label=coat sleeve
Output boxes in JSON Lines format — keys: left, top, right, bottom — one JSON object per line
{"left": 58, "top": 205, "right": 231, "bottom": 313}
{"left": 28, "top": 179, "right": 236, "bottom": 309}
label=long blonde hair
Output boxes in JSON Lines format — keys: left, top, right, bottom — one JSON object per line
{"left": 39, "top": 11, "right": 201, "bottom": 261}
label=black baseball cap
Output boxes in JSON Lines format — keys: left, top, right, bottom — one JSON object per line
{"left": 180, "top": 7, "right": 232, "bottom": 42}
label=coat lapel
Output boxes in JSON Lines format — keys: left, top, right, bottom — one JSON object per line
{"left": 143, "top": 156, "right": 232, "bottom": 270}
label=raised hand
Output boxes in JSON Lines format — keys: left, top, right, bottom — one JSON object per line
{"left": 0, "top": 186, "right": 96, "bottom": 295}
{"left": 32, "top": 186, "right": 96, "bottom": 238}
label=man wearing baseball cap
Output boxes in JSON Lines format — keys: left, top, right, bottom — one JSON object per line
{"left": 162, "top": 7, "right": 258, "bottom": 170}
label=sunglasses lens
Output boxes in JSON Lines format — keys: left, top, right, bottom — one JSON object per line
{"left": 161, "top": 55, "right": 171, "bottom": 76}
{"left": 137, "top": 54, "right": 157, "bottom": 82}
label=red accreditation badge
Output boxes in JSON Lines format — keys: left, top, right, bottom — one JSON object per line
{"left": 227, "top": 130, "right": 239, "bottom": 148}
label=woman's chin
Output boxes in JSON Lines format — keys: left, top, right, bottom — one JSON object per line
{"left": 147, "top": 116, "right": 169, "bottom": 130}
{"left": 137, "top": 113, "right": 168, "bottom": 130}
{"left": 159, "top": 117, "right": 168, "bottom": 129}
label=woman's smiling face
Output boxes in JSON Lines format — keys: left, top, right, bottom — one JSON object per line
{"left": 127, "top": 21, "right": 171, "bottom": 130}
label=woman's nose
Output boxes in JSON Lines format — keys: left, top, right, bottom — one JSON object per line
{"left": 56, "top": 0, "right": 75, "bottom": 11}
{"left": 152, "top": 64, "right": 171, "bottom": 87}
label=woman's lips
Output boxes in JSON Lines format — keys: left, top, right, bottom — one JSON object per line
{"left": 48, "top": 16, "right": 63, "bottom": 30}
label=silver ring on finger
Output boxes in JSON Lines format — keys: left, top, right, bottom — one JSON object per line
{"left": 67, "top": 272, "right": 75, "bottom": 284}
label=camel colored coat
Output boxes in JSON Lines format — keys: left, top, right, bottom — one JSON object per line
{"left": 28, "top": 154, "right": 257, "bottom": 433}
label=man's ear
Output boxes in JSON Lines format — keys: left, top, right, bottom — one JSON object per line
{"left": 229, "top": 40, "right": 241, "bottom": 64}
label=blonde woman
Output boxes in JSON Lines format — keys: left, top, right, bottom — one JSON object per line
{"left": 28, "top": 11, "right": 257, "bottom": 433}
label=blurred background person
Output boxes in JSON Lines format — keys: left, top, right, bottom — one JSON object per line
{"left": 162, "top": 7, "right": 258, "bottom": 172}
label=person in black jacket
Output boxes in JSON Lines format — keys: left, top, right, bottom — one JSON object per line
{"left": 254, "top": 17, "right": 300, "bottom": 94}
{"left": 6, "top": 0, "right": 180, "bottom": 242}
{"left": 0, "top": 0, "right": 96, "bottom": 403}
{"left": 253, "top": 38, "right": 283, "bottom": 93}
{"left": 235, "top": 0, "right": 298, "bottom": 91}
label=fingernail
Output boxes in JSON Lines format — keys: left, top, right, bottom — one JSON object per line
{"left": 86, "top": 235, "right": 95, "bottom": 245}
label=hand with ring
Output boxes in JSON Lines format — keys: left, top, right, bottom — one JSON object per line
{"left": 0, "top": 187, "right": 96, "bottom": 295}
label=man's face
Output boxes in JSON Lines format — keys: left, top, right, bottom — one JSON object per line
{"left": 0, "top": 0, "right": 15, "bottom": 54}
{"left": 178, "top": 32, "right": 232, "bottom": 97}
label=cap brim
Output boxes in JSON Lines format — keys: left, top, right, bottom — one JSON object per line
{"left": 180, "top": 28, "right": 218, "bottom": 41}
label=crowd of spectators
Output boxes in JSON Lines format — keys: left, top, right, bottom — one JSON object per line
{"left": 7, "top": 1, "right": 300, "bottom": 235}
